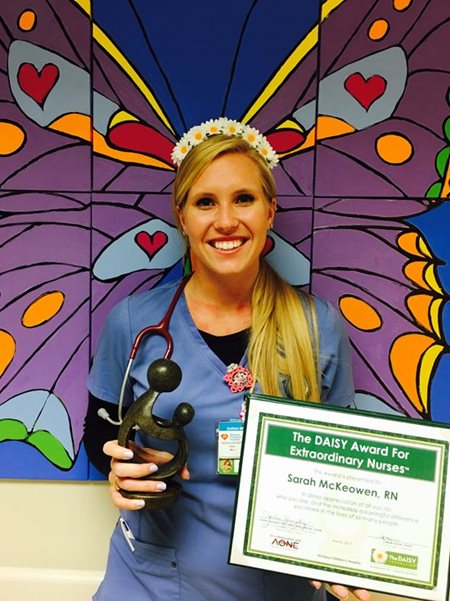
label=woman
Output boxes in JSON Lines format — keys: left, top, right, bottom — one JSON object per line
{"left": 86, "top": 119, "right": 369, "bottom": 600}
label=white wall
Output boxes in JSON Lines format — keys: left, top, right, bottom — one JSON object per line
{"left": 1, "top": 479, "right": 441, "bottom": 601}
{"left": 1, "top": 480, "right": 117, "bottom": 601}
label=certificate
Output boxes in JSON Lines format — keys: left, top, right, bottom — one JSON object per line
{"left": 229, "top": 394, "right": 450, "bottom": 601}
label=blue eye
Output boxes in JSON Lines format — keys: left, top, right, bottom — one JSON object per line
{"left": 196, "top": 197, "right": 214, "bottom": 207}
{"left": 236, "top": 194, "right": 254, "bottom": 203}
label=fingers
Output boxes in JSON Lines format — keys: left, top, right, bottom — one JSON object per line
{"left": 105, "top": 440, "right": 191, "bottom": 478}
{"left": 309, "top": 581, "right": 353, "bottom": 601}
{"left": 128, "top": 442, "right": 176, "bottom": 466}
{"left": 103, "top": 440, "right": 165, "bottom": 479}
{"left": 179, "top": 464, "right": 191, "bottom": 480}
{"left": 327, "top": 584, "right": 371, "bottom": 601}
{"left": 108, "top": 471, "right": 146, "bottom": 510}
{"left": 103, "top": 439, "right": 133, "bottom": 460}
{"left": 329, "top": 584, "right": 351, "bottom": 599}
{"left": 108, "top": 469, "right": 167, "bottom": 511}
{"left": 112, "top": 456, "right": 159, "bottom": 480}
{"left": 103, "top": 439, "right": 191, "bottom": 509}
{"left": 350, "top": 589, "right": 370, "bottom": 601}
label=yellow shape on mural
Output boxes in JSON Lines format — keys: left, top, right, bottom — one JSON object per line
{"left": 339, "top": 296, "right": 382, "bottom": 331}
{"left": 242, "top": 0, "right": 346, "bottom": 124}
{"left": 393, "top": 0, "right": 413, "bottom": 11}
{"left": 376, "top": 133, "right": 413, "bottom": 164}
{"left": 0, "top": 122, "right": 25, "bottom": 155}
{"left": 316, "top": 116, "right": 355, "bottom": 140}
{"left": 390, "top": 333, "right": 443, "bottom": 413}
{"left": 0, "top": 331, "right": 16, "bottom": 376}
{"left": 49, "top": 114, "right": 91, "bottom": 142}
{"left": 406, "top": 293, "right": 442, "bottom": 336}
{"left": 404, "top": 260, "right": 442, "bottom": 293}
{"left": 74, "top": 0, "right": 173, "bottom": 133}
{"left": 368, "top": 19, "right": 389, "bottom": 41}
{"left": 397, "top": 231, "right": 432, "bottom": 258}
{"left": 109, "top": 111, "right": 139, "bottom": 128}
{"left": 295, "top": 116, "right": 355, "bottom": 153}
{"left": 92, "top": 131, "right": 174, "bottom": 170}
{"left": 22, "top": 292, "right": 65, "bottom": 328}
{"left": 441, "top": 160, "right": 450, "bottom": 199}
{"left": 18, "top": 9, "right": 37, "bottom": 31}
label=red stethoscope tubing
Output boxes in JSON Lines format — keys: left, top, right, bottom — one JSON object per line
{"left": 114, "top": 276, "right": 191, "bottom": 424}
{"left": 129, "top": 275, "right": 191, "bottom": 361}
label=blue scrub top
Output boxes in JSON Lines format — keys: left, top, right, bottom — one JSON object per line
{"left": 88, "top": 279, "right": 354, "bottom": 601}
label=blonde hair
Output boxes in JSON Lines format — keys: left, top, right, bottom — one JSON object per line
{"left": 249, "top": 260, "right": 320, "bottom": 401}
{"left": 172, "top": 135, "right": 321, "bottom": 401}
{"left": 173, "top": 135, "right": 276, "bottom": 216}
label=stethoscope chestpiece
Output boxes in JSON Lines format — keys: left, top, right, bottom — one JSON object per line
{"left": 117, "top": 358, "right": 195, "bottom": 510}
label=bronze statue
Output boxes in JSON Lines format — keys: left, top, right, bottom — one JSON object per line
{"left": 117, "top": 358, "right": 195, "bottom": 509}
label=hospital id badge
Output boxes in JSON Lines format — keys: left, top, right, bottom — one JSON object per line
{"left": 216, "top": 420, "right": 243, "bottom": 476}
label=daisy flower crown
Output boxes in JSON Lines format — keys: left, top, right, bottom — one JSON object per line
{"left": 171, "top": 117, "right": 279, "bottom": 169}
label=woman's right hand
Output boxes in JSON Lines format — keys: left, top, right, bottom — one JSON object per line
{"left": 103, "top": 439, "right": 190, "bottom": 510}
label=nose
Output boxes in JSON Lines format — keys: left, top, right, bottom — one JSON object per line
{"left": 214, "top": 203, "right": 238, "bottom": 232}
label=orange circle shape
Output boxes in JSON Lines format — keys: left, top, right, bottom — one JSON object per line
{"left": 18, "top": 10, "right": 37, "bottom": 31}
{"left": 0, "top": 122, "right": 26, "bottom": 155}
{"left": 393, "top": 0, "right": 412, "bottom": 11}
{"left": 339, "top": 296, "right": 382, "bottom": 331}
{"left": 0, "top": 330, "right": 16, "bottom": 376}
{"left": 376, "top": 133, "right": 413, "bottom": 164}
{"left": 22, "top": 291, "right": 65, "bottom": 327}
{"left": 368, "top": 19, "right": 389, "bottom": 40}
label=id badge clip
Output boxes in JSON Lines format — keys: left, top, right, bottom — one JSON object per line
{"left": 216, "top": 419, "right": 244, "bottom": 476}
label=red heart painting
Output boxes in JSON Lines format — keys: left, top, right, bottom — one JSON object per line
{"left": 134, "top": 230, "right": 168, "bottom": 259}
{"left": 344, "top": 72, "right": 387, "bottom": 110}
{"left": 17, "top": 63, "right": 60, "bottom": 107}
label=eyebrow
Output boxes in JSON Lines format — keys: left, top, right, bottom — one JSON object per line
{"left": 189, "top": 187, "right": 259, "bottom": 200}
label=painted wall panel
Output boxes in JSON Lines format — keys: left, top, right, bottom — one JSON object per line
{"left": 0, "top": 0, "right": 448, "bottom": 482}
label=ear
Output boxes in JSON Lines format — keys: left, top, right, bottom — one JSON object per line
{"left": 268, "top": 198, "right": 277, "bottom": 224}
{"left": 176, "top": 205, "right": 186, "bottom": 232}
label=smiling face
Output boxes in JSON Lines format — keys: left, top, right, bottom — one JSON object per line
{"left": 177, "top": 152, "right": 276, "bottom": 284}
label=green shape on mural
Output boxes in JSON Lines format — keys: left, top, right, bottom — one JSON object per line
{"left": 443, "top": 116, "right": 450, "bottom": 142}
{"left": 436, "top": 147, "right": 449, "bottom": 178}
{"left": 0, "top": 419, "right": 28, "bottom": 441}
{"left": 28, "top": 431, "right": 72, "bottom": 469}
{"left": 426, "top": 182, "right": 443, "bottom": 198}
{"left": 0, "top": 418, "right": 73, "bottom": 469}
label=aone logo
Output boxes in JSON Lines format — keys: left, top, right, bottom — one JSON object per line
{"left": 272, "top": 537, "right": 299, "bottom": 549}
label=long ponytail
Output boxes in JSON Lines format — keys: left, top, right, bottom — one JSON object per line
{"left": 248, "top": 260, "right": 321, "bottom": 401}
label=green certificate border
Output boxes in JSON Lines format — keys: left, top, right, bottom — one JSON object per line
{"left": 230, "top": 394, "right": 450, "bottom": 600}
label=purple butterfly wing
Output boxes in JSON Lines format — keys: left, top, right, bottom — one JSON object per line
{"left": 243, "top": 0, "right": 449, "bottom": 417}
{"left": 0, "top": 192, "right": 90, "bottom": 471}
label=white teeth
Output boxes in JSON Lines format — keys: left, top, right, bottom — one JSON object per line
{"left": 213, "top": 240, "right": 243, "bottom": 250}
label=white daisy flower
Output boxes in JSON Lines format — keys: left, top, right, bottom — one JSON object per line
{"left": 257, "top": 140, "right": 279, "bottom": 167}
{"left": 222, "top": 118, "right": 243, "bottom": 136}
{"left": 171, "top": 135, "right": 191, "bottom": 165}
{"left": 172, "top": 118, "right": 279, "bottom": 169}
{"left": 242, "top": 125, "right": 263, "bottom": 148}
{"left": 372, "top": 549, "right": 388, "bottom": 564}
{"left": 203, "top": 119, "right": 221, "bottom": 136}
{"left": 189, "top": 125, "right": 207, "bottom": 145}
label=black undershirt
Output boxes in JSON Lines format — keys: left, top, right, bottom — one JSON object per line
{"left": 84, "top": 329, "right": 249, "bottom": 475}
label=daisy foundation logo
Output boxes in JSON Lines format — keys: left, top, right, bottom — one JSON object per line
{"left": 371, "top": 549, "right": 418, "bottom": 570}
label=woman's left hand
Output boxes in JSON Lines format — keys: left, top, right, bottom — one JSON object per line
{"left": 310, "top": 581, "right": 370, "bottom": 601}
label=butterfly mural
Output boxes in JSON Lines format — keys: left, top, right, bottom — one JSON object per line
{"left": 0, "top": 0, "right": 448, "bottom": 479}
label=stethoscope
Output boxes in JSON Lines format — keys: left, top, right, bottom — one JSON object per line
{"left": 98, "top": 276, "right": 191, "bottom": 426}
